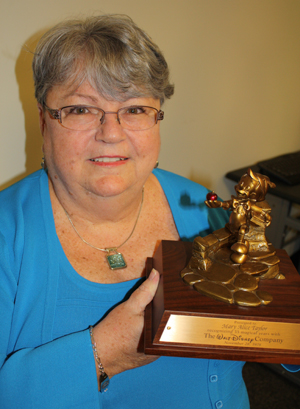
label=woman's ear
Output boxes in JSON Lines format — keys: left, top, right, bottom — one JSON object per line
{"left": 37, "top": 103, "right": 46, "bottom": 136}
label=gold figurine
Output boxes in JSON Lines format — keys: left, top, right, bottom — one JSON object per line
{"left": 181, "top": 169, "right": 285, "bottom": 307}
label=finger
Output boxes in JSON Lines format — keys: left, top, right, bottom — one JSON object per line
{"left": 129, "top": 269, "right": 160, "bottom": 314}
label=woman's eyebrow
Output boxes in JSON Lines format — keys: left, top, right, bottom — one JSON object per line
{"left": 61, "top": 91, "right": 99, "bottom": 104}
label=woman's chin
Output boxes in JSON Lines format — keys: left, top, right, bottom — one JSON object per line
{"left": 84, "top": 176, "right": 135, "bottom": 198}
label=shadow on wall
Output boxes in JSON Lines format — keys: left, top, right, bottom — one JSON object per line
{"left": 188, "top": 168, "right": 212, "bottom": 192}
{"left": 0, "top": 28, "right": 49, "bottom": 191}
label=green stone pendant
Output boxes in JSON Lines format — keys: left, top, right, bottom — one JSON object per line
{"left": 106, "top": 249, "right": 127, "bottom": 270}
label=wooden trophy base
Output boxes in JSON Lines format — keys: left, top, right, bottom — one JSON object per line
{"left": 144, "top": 240, "right": 300, "bottom": 364}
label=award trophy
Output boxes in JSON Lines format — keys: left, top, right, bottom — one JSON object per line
{"left": 144, "top": 169, "right": 300, "bottom": 364}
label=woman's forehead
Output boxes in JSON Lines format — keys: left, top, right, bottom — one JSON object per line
{"left": 47, "top": 80, "right": 160, "bottom": 109}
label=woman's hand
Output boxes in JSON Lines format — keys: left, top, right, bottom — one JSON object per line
{"left": 92, "top": 269, "right": 160, "bottom": 380}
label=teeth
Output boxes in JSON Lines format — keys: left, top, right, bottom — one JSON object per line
{"left": 91, "top": 157, "right": 126, "bottom": 162}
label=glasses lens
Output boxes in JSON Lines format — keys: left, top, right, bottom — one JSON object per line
{"left": 61, "top": 106, "right": 103, "bottom": 131}
{"left": 119, "top": 106, "right": 157, "bottom": 131}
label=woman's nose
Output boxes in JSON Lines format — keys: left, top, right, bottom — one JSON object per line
{"left": 95, "top": 112, "right": 125, "bottom": 142}
{"left": 100, "top": 111, "right": 120, "bottom": 125}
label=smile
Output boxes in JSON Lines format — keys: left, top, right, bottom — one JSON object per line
{"left": 90, "top": 157, "right": 128, "bottom": 163}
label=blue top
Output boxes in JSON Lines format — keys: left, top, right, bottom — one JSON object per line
{"left": 0, "top": 169, "right": 250, "bottom": 408}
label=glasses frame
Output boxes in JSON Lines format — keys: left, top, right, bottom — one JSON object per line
{"left": 44, "top": 104, "right": 164, "bottom": 131}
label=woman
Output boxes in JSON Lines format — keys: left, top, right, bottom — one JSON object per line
{"left": 0, "top": 15, "right": 249, "bottom": 408}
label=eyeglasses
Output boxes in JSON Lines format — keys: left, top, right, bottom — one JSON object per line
{"left": 44, "top": 104, "right": 164, "bottom": 131}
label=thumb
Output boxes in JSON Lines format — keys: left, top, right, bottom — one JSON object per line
{"left": 129, "top": 269, "right": 160, "bottom": 314}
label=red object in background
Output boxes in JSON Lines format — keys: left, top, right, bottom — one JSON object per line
{"left": 206, "top": 191, "right": 218, "bottom": 201}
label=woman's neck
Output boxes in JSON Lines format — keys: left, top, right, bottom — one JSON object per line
{"left": 48, "top": 173, "right": 147, "bottom": 229}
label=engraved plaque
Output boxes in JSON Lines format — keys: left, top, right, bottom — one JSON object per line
{"left": 144, "top": 241, "right": 300, "bottom": 364}
{"left": 160, "top": 316, "right": 300, "bottom": 350}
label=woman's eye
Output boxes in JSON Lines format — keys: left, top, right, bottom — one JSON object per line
{"left": 68, "top": 106, "right": 89, "bottom": 115}
{"left": 73, "top": 107, "right": 88, "bottom": 115}
{"left": 126, "top": 107, "right": 145, "bottom": 115}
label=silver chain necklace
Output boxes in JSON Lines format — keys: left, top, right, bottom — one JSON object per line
{"left": 63, "top": 188, "right": 144, "bottom": 270}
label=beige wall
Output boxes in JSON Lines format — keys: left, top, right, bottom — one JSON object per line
{"left": 1, "top": 0, "right": 300, "bottom": 199}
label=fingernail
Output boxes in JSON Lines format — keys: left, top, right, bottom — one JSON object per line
{"left": 149, "top": 268, "right": 158, "bottom": 280}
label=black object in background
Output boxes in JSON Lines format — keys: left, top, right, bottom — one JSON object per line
{"left": 258, "top": 151, "right": 300, "bottom": 185}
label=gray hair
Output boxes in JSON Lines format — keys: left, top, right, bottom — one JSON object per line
{"left": 32, "top": 15, "right": 174, "bottom": 106}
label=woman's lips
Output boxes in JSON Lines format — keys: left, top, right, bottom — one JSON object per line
{"left": 89, "top": 156, "right": 128, "bottom": 166}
